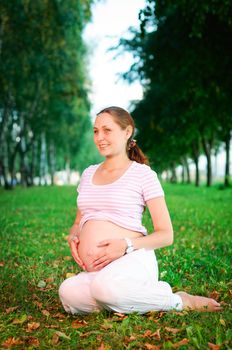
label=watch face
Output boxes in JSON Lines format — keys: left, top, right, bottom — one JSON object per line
{"left": 126, "top": 246, "right": 134, "bottom": 254}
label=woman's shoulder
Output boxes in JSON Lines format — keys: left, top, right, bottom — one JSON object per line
{"left": 81, "top": 163, "right": 101, "bottom": 176}
{"left": 133, "top": 162, "right": 157, "bottom": 175}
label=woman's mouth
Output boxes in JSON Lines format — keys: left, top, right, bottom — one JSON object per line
{"left": 99, "top": 144, "right": 109, "bottom": 150}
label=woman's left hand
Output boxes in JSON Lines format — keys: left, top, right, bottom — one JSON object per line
{"left": 90, "top": 239, "right": 127, "bottom": 271}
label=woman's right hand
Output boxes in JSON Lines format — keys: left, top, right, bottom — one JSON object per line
{"left": 68, "top": 227, "right": 86, "bottom": 270}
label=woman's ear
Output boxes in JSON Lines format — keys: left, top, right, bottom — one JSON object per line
{"left": 126, "top": 125, "right": 133, "bottom": 139}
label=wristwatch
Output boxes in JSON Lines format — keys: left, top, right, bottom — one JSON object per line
{"left": 124, "top": 237, "right": 134, "bottom": 254}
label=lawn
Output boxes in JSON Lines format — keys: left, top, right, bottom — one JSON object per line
{"left": 0, "top": 183, "right": 231, "bottom": 349}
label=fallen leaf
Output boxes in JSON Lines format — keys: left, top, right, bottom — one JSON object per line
{"left": 165, "top": 327, "right": 181, "bottom": 334}
{"left": 79, "top": 331, "right": 92, "bottom": 338}
{"left": 12, "top": 314, "right": 28, "bottom": 324}
{"left": 55, "top": 331, "right": 70, "bottom": 340}
{"left": 0, "top": 262, "right": 5, "bottom": 267}
{"left": 143, "top": 330, "right": 153, "bottom": 338}
{"left": 51, "top": 333, "right": 60, "bottom": 345}
{"left": 114, "top": 312, "right": 127, "bottom": 319}
{"left": 23, "top": 336, "right": 40, "bottom": 346}
{"left": 32, "top": 293, "right": 40, "bottom": 300}
{"left": 97, "top": 343, "right": 109, "bottom": 350}
{"left": 219, "top": 319, "right": 226, "bottom": 327}
{"left": 123, "top": 335, "right": 136, "bottom": 344}
{"left": 2, "top": 337, "right": 23, "bottom": 347}
{"left": 64, "top": 256, "right": 72, "bottom": 261}
{"left": 5, "top": 306, "right": 19, "bottom": 314}
{"left": 143, "top": 329, "right": 161, "bottom": 340}
{"left": 172, "top": 338, "right": 189, "bottom": 348}
{"left": 42, "top": 309, "right": 50, "bottom": 317}
{"left": 210, "top": 291, "right": 220, "bottom": 301}
{"left": 45, "top": 277, "right": 54, "bottom": 283}
{"left": 37, "top": 280, "right": 46, "bottom": 288}
{"left": 100, "top": 321, "right": 113, "bottom": 330}
{"left": 145, "top": 343, "right": 160, "bottom": 350}
{"left": 72, "top": 319, "right": 88, "bottom": 328}
{"left": 33, "top": 301, "right": 43, "bottom": 309}
{"left": 53, "top": 312, "right": 65, "bottom": 319}
{"left": 45, "top": 324, "right": 59, "bottom": 329}
{"left": 66, "top": 272, "right": 76, "bottom": 278}
{"left": 208, "top": 342, "right": 220, "bottom": 350}
{"left": 152, "top": 329, "right": 161, "bottom": 341}
{"left": 26, "top": 322, "right": 40, "bottom": 332}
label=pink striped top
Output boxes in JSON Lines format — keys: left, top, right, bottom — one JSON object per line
{"left": 77, "top": 161, "right": 164, "bottom": 235}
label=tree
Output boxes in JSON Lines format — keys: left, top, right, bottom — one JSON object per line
{"left": 120, "top": 0, "right": 232, "bottom": 186}
{"left": 0, "top": 0, "right": 95, "bottom": 188}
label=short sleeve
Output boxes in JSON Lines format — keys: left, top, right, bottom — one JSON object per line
{"left": 77, "top": 168, "right": 88, "bottom": 193}
{"left": 141, "top": 165, "right": 164, "bottom": 202}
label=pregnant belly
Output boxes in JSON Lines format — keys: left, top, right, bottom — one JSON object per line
{"left": 78, "top": 220, "right": 142, "bottom": 272}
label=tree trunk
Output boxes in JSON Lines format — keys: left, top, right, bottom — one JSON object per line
{"left": 19, "top": 116, "right": 30, "bottom": 187}
{"left": 184, "top": 157, "right": 191, "bottom": 183}
{"left": 1, "top": 139, "right": 11, "bottom": 189}
{"left": 192, "top": 142, "right": 200, "bottom": 187}
{"left": 224, "top": 131, "right": 231, "bottom": 187}
{"left": 40, "top": 132, "right": 48, "bottom": 185}
{"left": 49, "top": 142, "right": 56, "bottom": 185}
{"left": 170, "top": 163, "right": 177, "bottom": 183}
{"left": 0, "top": 160, "right": 11, "bottom": 189}
{"left": 194, "top": 158, "right": 199, "bottom": 187}
{"left": 181, "top": 163, "right": 185, "bottom": 183}
{"left": 9, "top": 143, "right": 19, "bottom": 187}
{"left": 28, "top": 138, "right": 37, "bottom": 186}
{"left": 202, "top": 136, "right": 213, "bottom": 187}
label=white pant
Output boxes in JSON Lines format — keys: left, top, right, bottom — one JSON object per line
{"left": 59, "top": 249, "right": 183, "bottom": 314}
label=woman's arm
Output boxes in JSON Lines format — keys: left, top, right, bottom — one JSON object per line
{"left": 68, "top": 209, "right": 82, "bottom": 242}
{"left": 131, "top": 196, "right": 173, "bottom": 250}
{"left": 68, "top": 209, "right": 86, "bottom": 270}
{"left": 91, "top": 197, "right": 173, "bottom": 271}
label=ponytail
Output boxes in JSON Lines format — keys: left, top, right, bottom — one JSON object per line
{"left": 127, "top": 139, "right": 149, "bottom": 165}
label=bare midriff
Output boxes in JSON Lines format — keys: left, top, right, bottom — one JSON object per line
{"left": 78, "top": 220, "right": 143, "bottom": 272}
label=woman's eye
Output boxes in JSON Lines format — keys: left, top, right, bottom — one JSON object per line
{"left": 105, "top": 129, "right": 111, "bottom": 133}
{"left": 93, "top": 130, "right": 98, "bottom": 134}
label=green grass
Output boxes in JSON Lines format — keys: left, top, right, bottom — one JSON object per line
{"left": 0, "top": 184, "right": 231, "bottom": 349}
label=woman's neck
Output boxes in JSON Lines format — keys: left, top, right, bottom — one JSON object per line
{"left": 102, "top": 154, "right": 131, "bottom": 171}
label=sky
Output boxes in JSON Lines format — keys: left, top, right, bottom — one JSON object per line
{"left": 83, "top": 0, "right": 145, "bottom": 117}
{"left": 83, "top": 0, "right": 229, "bottom": 178}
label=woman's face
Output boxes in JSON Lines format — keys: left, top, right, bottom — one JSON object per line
{"left": 93, "top": 113, "right": 132, "bottom": 158}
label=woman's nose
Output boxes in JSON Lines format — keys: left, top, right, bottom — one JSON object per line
{"left": 96, "top": 131, "right": 104, "bottom": 141}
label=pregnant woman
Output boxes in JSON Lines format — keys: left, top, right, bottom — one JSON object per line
{"left": 59, "top": 106, "right": 221, "bottom": 314}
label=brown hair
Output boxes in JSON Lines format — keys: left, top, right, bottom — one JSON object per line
{"left": 97, "top": 106, "right": 149, "bottom": 165}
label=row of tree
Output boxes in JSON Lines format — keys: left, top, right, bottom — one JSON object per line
{"left": 0, "top": 0, "right": 100, "bottom": 189}
{"left": 120, "top": 0, "right": 231, "bottom": 186}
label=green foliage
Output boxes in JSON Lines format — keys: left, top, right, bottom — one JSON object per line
{"left": 120, "top": 0, "right": 232, "bottom": 182}
{"left": 0, "top": 184, "right": 231, "bottom": 349}
{"left": 0, "top": 0, "right": 95, "bottom": 186}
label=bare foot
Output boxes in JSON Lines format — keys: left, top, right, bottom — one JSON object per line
{"left": 176, "top": 291, "right": 222, "bottom": 312}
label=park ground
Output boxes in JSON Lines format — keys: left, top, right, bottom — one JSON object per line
{"left": 0, "top": 183, "right": 231, "bottom": 349}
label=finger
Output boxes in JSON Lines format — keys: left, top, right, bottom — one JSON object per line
{"left": 72, "top": 254, "right": 83, "bottom": 266}
{"left": 70, "top": 237, "right": 79, "bottom": 245}
{"left": 93, "top": 257, "right": 110, "bottom": 268}
{"left": 92, "top": 254, "right": 108, "bottom": 266}
{"left": 71, "top": 248, "right": 84, "bottom": 267}
{"left": 94, "top": 259, "right": 111, "bottom": 270}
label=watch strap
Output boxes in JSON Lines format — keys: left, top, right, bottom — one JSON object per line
{"left": 124, "top": 237, "right": 134, "bottom": 254}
